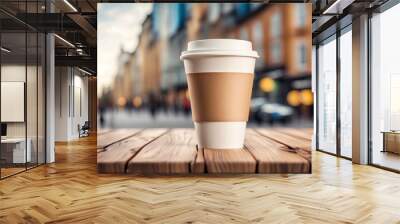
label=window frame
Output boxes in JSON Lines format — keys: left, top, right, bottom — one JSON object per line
{"left": 314, "top": 23, "right": 353, "bottom": 160}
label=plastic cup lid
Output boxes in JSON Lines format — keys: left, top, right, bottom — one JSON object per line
{"left": 180, "top": 39, "right": 259, "bottom": 60}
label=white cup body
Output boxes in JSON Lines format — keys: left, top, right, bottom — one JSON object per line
{"left": 181, "top": 39, "right": 258, "bottom": 150}
{"left": 194, "top": 122, "right": 247, "bottom": 149}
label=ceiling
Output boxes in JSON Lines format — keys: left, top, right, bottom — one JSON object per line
{"left": 0, "top": 0, "right": 99, "bottom": 74}
{"left": 312, "top": 0, "right": 389, "bottom": 43}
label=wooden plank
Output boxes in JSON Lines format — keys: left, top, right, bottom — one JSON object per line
{"left": 257, "top": 129, "right": 311, "bottom": 149}
{"left": 256, "top": 129, "right": 311, "bottom": 163}
{"left": 191, "top": 146, "right": 205, "bottom": 174}
{"left": 97, "top": 129, "right": 167, "bottom": 173}
{"left": 97, "top": 128, "right": 112, "bottom": 136}
{"left": 97, "top": 129, "right": 141, "bottom": 149}
{"left": 127, "top": 129, "right": 197, "bottom": 174}
{"left": 203, "top": 148, "right": 256, "bottom": 174}
{"left": 304, "top": 128, "right": 314, "bottom": 135}
{"left": 276, "top": 128, "right": 312, "bottom": 141}
{"left": 245, "top": 129, "right": 310, "bottom": 173}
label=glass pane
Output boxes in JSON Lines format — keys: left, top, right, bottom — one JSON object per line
{"left": 371, "top": 4, "right": 400, "bottom": 171}
{"left": 317, "top": 36, "right": 337, "bottom": 154}
{"left": 339, "top": 29, "right": 352, "bottom": 158}
{"left": 27, "top": 31, "right": 38, "bottom": 169}
{"left": 1, "top": 31, "right": 27, "bottom": 177}
{"left": 38, "top": 33, "right": 45, "bottom": 165}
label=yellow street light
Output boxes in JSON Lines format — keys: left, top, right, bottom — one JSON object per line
{"left": 300, "top": 89, "right": 313, "bottom": 106}
{"left": 259, "top": 77, "right": 275, "bottom": 93}
{"left": 133, "top": 96, "right": 142, "bottom": 108}
{"left": 287, "top": 90, "right": 301, "bottom": 107}
{"left": 117, "top": 96, "right": 126, "bottom": 107}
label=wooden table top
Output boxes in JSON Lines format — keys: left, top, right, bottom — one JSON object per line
{"left": 97, "top": 128, "right": 312, "bottom": 174}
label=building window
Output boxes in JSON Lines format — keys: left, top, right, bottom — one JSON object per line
{"left": 296, "top": 41, "right": 307, "bottom": 71}
{"left": 271, "top": 41, "right": 282, "bottom": 64}
{"left": 207, "top": 3, "right": 220, "bottom": 23}
{"left": 271, "top": 12, "right": 282, "bottom": 38}
{"left": 317, "top": 36, "right": 337, "bottom": 155}
{"left": 240, "top": 27, "right": 249, "bottom": 40}
{"left": 339, "top": 28, "right": 352, "bottom": 158}
{"left": 222, "top": 3, "right": 234, "bottom": 14}
{"left": 371, "top": 3, "right": 400, "bottom": 171}
{"left": 252, "top": 21, "right": 264, "bottom": 69}
{"left": 250, "top": 3, "right": 263, "bottom": 11}
{"left": 294, "top": 4, "right": 307, "bottom": 28}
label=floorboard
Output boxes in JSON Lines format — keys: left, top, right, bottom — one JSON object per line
{"left": 245, "top": 129, "right": 310, "bottom": 173}
{"left": 256, "top": 129, "right": 311, "bottom": 150}
{"left": 97, "top": 129, "right": 167, "bottom": 173}
{"left": 203, "top": 148, "right": 257, "bottom": 174}
{"left": 276, "top": 128, "right": 313, "bottom": 141}
{"left": 126, "top": 129, "right": 197, "bottom": 174}
{"left": 96, "top": 129, "right": 141, "bottom": 149}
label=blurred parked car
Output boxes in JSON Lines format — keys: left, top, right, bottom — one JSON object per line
{"left": 250, "top": 97, "right": 268, "bottom": 123}
{"left": 250, "top": 97, "right": 294, "bottom": 124}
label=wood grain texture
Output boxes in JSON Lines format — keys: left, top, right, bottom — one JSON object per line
{"left": 127, "top": 129, "right": 197, "bottom": 174}
{"left": 96, "top": 129, "right": 140, "bottom": 149}
{"left": 245, "top": 129, "right": 310, "bottom": 173}
{"left": 2, "top": 131, "right": 400, "bottom": 223}
{"left": 97, "top": 129, "right": 112, "bottom": 136}
{"left": 97, "top": 129, "right": 167, "bottom": 173}
{"left": 256, "top": 129, "right": 311, "bottom": 149}
{"left": 276, "top": 128, "right": 313, "bottom": 141}
{"left": 203, "top": 148, "right": 256, "bottom": 174}
{"left": 256, "top": 129, "right": 312, "bottom": 162}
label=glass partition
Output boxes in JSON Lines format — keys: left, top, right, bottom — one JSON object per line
{"left": 1, "top": 30, "right": 28, "bottom": 177}
{"left": 38, "top": 32, "right": 45, "bottom": 165}
{"left": 317, "top": 35, "right": 337, "bottom": 154}
{"left": 371, "top": 3, "right": 400, "bottom": 171}
{"left": 27, "top": 31, "right": 38, "bottom": 169}
{"left": 0, "top": 1, "right": 46, "bottom": 179}
{"left": 339, "top": 27, "right": 352, "bottom": 158}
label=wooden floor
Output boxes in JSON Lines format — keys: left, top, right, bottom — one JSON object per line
{"left": 1, "top": 133, "right": 400, "bottom": 223}
{"left": 1, "top": 167, "right": 26, "bottom": 178}
{"left": 373, "top": 150, "right": 400, "bottom": 171}
{"left": 97, "top": 128, "right": 311, "bottom": 174}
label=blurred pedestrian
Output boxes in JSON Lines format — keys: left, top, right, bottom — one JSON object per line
{"left": 148, "top": 91, "right": 159, "bottom": 119}
{"left": 99, "top": 104, "right": 106, "bottom": 128}
{"left": 183, "top": 95, "right": 191, "bottom": 116}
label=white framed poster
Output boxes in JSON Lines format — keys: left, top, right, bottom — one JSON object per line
{"left": 1, "top": 81, "right": 25, "bottom": 122}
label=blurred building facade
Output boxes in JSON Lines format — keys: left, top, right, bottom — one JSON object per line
{"left": 106, "top": 3, "right": 313, "bottom": 120}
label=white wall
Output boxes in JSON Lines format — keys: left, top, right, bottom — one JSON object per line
{"left": 55, "top": 66, "right": 69, "bottom": 141}
{"left": 55, "top": 67, "right": 89, "bottom": 141}
{"left": 1, "top": 65, "right": 30, "bottom": 138}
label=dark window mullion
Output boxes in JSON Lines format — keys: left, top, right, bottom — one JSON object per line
{"left": 36, "top": 0, "right": 39, "bottom": 167}
{"left": 367, "top": 11, "right": 373, "bottom": 165}
{"left": 315, "top": 44, "right": 319, "bottom": 151}
{"left": 336, "top": 25, "right": 341, "bottom": 157}
{"left": 25, "top": 0, "right": 28, "bottom": 171}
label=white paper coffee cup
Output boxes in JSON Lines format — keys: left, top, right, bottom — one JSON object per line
{"left": 180, "top": 39, "right": 258, "bottom": 149}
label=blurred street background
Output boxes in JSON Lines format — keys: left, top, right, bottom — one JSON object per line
{"left": 98, "top": 3, "right": 313, "bottom": 129}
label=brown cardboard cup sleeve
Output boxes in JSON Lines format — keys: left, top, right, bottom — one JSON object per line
{"left": 187, "top": 72, "right": 254, "bottom": 122}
